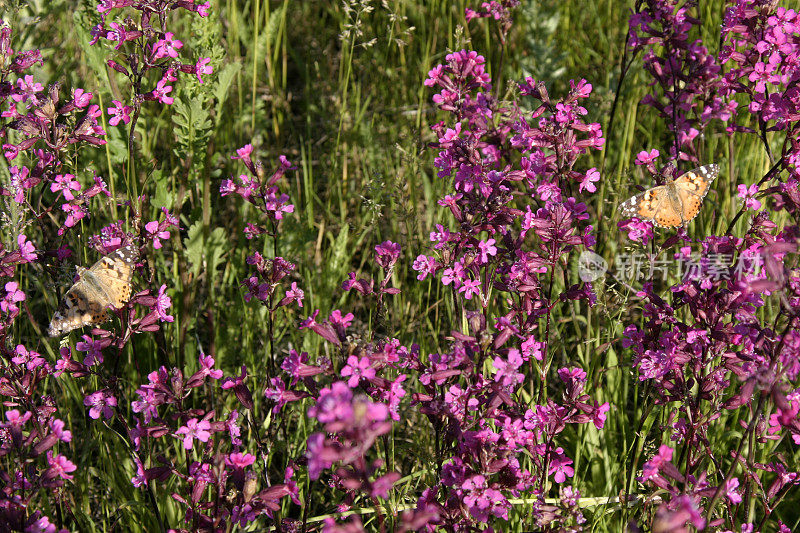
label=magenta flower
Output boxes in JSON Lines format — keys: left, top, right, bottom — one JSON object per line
{"left": 76, "top": 335, "right": 105, "bottom": 366}
{"left": 412, "top": 254, "right": 438, "bottom": 281}
{"left": 225, "top": 452, "right": 256, "bottom": 469}
{"left": 154, "top": 284, "right": 174, "bottom": 322}
{"left": 50, "top": 419, "right": 72, "bottom": 442}
{"left": 84, "top": 390, "right": 118, "bottom": 420}
{"left": 144, "top": 220, "right": 171, "bottom": 248}
{"left": 50, "top": 173, "right": 81, "bottom": 200}
{"left": 374, "top": 240, "right": 401, "bottom": 269}
{"left": 198, "top": 352, "right": 223, "bottom": 379}
{"left": 548, "top": 448, "right": 574, "bottom": 483}
{"left": 152, "top": 78, "right": 174, "bottom": 104}
{"left": 458, "top": 278, "right": 481, "bottom": 300}
{"left": 107, "top": 100, "right": 132, "bottom": 126}
{"left": 340, "top": 355, "right": 376, "bottom": 387}
{"left": 175, "top": 418, "right": 212, "bottom": 450}
{"left": 194, "top": 57, "right": 213, "bottom": 82}
{"left": 635, "top": 149, "right": 659, "bottom": 165}
{"left": 17, "top": 234, "right": 37, "bottom": 262}
{"left": 46, "top": 451, "right": 77, "bottom": 480}
{"left": 306, "top": 433, "right": 336, "bottom": 480}
{"left": 153, "top": 32, "right": 183, "bottom": 59}
{"left": 640, "top": 444, "right": 673, "bottom": 482}
{"left": 2, "top": 409, "right": 32, "bottom": 429}
{"left": 737, "top": 183, "right": 762, "bottom": 211}
{"left": 12, "top": 344, "right": 46, "bottom": 370}
{"left": 725, "top": 478, "right": 743, "bottom": 504}
{"left": 1, "top": 281, "right": 26, "bottom": 316}
{"left": 284, "top": 282, "right": 304, "bottom": 307}
{"left": 477, "top": 238, "right": 498, "bottom": 263}
{"left": 579, "top": 167, "right": 601, "bottom": 194}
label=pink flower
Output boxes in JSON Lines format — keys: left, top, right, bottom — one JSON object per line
{"left": 548, "top": 448, "right": 574, "bottom": 483}
{"left": 737, "top": 183, "right": 761, "bottom": 211}
{"left": 154, "top": 285, "right": 174, "bottom": 322}
{"left": 50, "top": 173, "right": 82, "bottom": 201}
{"left": 340, "top": 355, "right": 376, "bottom": 387}
{"left": 46, "top": 451, "right": 77, "bottom": 480}
{"left": 84, "top": 390, "right": 118, "bottom": 420}
{"left": 635, "top": 149, "right": 659, "bottom": 165}
{"left": 153, "top": 32, "right": 183, "bottom": 59}
{"left": 199, "top": 352, "right": 223, "bottom": 379}
{"left": 145, "top": 220, "right": 170, "bottom": 248}
{"left": 195, "top": 57, "right": 213, "bottom": 83}
{"left": 579, "top": 167, "right": 601, "bottom": 193}
{"left": 458, "top": 278, "right": 481, "bottom": 300}
{"left": 1, "top": 281, "right": 26, "bottom": 316}
{"left": 107, "top": 100, "right": 132, "bottom": 126}
{"left": 284, "top": 282, "right": 304, "bottom": 307}
{"left": 175, "top": 418, "right": 212, "bottom": 450}
{"left": 726, "top": 477, "right": 743, "bottom": 504}
{"left": 374, "top": 240, "right": 401, "bottom": 269}
{"left": 477, "top": 238, "right": 497, "bottom": 263}
{"left": 225, "top": 452, "right": 256, "bottom": 469}
{"left": 152, "top": 78, "right": 174, "bottom": 104}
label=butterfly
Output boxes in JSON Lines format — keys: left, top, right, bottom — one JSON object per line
{"left": 619, "top": 164, "right": 719, "bottom": 228}
{"left": 48, "top": 244, "right": 138, "bottom": 337}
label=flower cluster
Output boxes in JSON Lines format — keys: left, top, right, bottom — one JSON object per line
{"left": 90, "top": 0, "right": 213, "bottom": 113}
{"left": 629, "top": 0, "right": 735, "bottom": 162}
{"left": 405, "top": 47, "right": 609, "bottom": 530}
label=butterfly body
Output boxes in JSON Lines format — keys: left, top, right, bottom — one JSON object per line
{"left": 619, "top": 164, "right": 719, "bottom": 228}
{"left": 48, "top": 244, "right": 138, "bottom": 337}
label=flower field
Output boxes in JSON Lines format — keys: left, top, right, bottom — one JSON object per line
{"left": 0, "top": 0, "right": 799, "bottom": 531}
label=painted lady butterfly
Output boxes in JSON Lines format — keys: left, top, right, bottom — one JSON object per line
{"left": 619, "top": 164, "right": 719, "bottom": 228}
{"left": 48, "top": 244, "right": 138, "bottom": 337}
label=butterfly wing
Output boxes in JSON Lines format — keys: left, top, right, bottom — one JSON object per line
{"left": 674, "top": 164, "right": 719, "bottom": 223}
{"left": 85, "top": 244, "right": 137, "bottom": 308}
{"left": 48, "top": 244, "right": 138, "bottom": 337}
{"left": 619, "top": 185, "right": 683, "bottom": 227}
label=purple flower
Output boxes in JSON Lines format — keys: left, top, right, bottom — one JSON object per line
{"left": 636, "top": 149, "right": 660, "bottom": 165}
{"left": 2, "top": 282, "right": 28, "bottom": 317}
{"left": 340, "top": 355, "right": 376, "bottom": 387}
{"left": 579, "top": 167, "right": 600, "bottom": 194}
{"left": 374, "top": 240, "right": 401, "bottom": 269}
{"left": 198, "top": 351, "right": 223, "bottom": 379}
{"left": 45, "top": 451, "right": 76, "bottom": 480}
{"left": 548, "top": 447, "right": 574, "bottom": 483}
{"left": 76, "top": 335, "right": 105, "bottom": 366}
{"left": 153, "top": 32, "right": 183, "bottom": 59}
{"left": 306, "top": 433, "right": 335, "bottom": 480}
{"left": 477, "top": 238, "right": 498, "bottom": 263}
{"left": 84, "top": 390, "right": 117, "bottom": 420}
{"left": 50, "top": 173, "right": 81, "bottom": 200}
{"left": 225, "top": 452, "right": 256, "bottom": 469}
{"left": 107, "top": 100, "right": 132, "bottom": 126}
{"left": 737, "top": 183, "right": 762, "bottom": 211}
{"left": 154, "top": 285, "right": 174, "bottom": 322}
{"left": 175, "top": 418, "right": 212, "bottom": 450}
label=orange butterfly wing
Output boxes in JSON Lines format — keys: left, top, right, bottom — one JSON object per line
{"left": 619, "top": 186, "right": 683, "bottom": 227}
{"left": 674, "top": 164, "right": 719, "bottom": 223}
